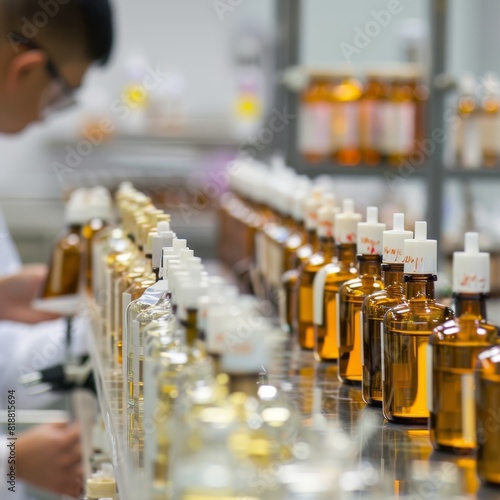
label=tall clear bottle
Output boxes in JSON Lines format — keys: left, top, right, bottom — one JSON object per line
{"left": 429, "top": 233, "right": 497, "bottom": 452}
{"left": 296, "top": 194, "right": 338, "bottom": 350}
{"left": 383, "top": 222, "right": 454, "bottom": 424}
{"left": 476, "top": 343, "right": 500, "bottom": 485}
{"left": 362, "top": 213, "right": 412, "bottom": 405}
{"left": 313, "top": 199, "right": 360, "bottom": 362}
{"left": 338, "top": 207, "right": 385, "bottom": 385}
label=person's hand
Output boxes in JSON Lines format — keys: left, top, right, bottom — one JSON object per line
{"left": 17, "top": 422, "right": 83, "bottom": 497}
{"left": 0, "top": 265, "right": 61, "bottom": 323}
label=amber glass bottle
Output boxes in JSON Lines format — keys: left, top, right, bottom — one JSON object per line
{"left": 383, "top": 222, "right": 454, "bottom": 424}
{"left": 338, "top": 207, "right": 385, "bottom": 385}
{"left": 313, "top": 199, "right": 360, "bottom": 362}
{"left": 362, "top": 213, "right": 412, "bottom": 406}
{"left": 479, "top": 73, "right": 500, "bottom": 167}
{"left": 381, "top": 66, "right": 419, "bottom": 166}
{"left": 456, "top": 74, "right": 481, "bottom": 169}
{"left": 429, "top": 233, "right": 497, "bottom": 453}
{"left": 330, "top": 69, "right": 363, "bottom": 165}
{"left": 298, "top": 71, "right": 334, "bottom": 163}
{"left": 35, "top": 194, "right": 87, "bottom": 315}
{"left": 360, "top": 69, "right": 388, "bottom": 165}
{"left": 476, "top": 343, "right": 500, "bottom": 485}
{"left": 297, "top": 195, "right": 338, "bottom": 350}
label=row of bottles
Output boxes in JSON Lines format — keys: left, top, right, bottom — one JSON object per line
{"left": 220, "top": 157, "right": 500, "bottom": 487}
{"left": 449, "top": 73, "right": 500, "bottom": 169}
{"left": 297, "top": 65, "right": 427, "bottom": 166}
{"left": 82, "top": 181, "right": 416, "bottom": 499}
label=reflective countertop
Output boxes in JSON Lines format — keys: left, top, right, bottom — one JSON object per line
{"left": 266, "top": 341, "right": 500, "bottom": 500}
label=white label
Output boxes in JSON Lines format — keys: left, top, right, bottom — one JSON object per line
{"left": 313, "top": 264, "right": 336, "bottom": 325}
{"left": 461, "top": 117, "right": 482, "bottom": 169}
{"left": 299, "top": 103, "right": 333, "bottom": 155}
{"left": 206, "top": 307, "right": 226, "bottom": 355}
{"left": 255, "top": 232, "right": 266, "bottom": 275}
{"left": 426, "top": 344, "right": 433, "bottom": 413}
{"left": 480, "top": 113, "right": 500, "bottom": 154}
{"left": 381, "top": 101, "right": 416, "bottom": 154}
{"left": 332, "top": 102, "right": 359, "bottom": 149}
{"left": 221, "top": 326, "right": 268, "bottom": 374}
{"left": 361, "top": 100, "right": 382, "bottom": 149}
{"left": 381, "top": 323, "right": 386, "bottom": 380}
{"left": 461, "top": 373, "right": 476, "bottom": 445}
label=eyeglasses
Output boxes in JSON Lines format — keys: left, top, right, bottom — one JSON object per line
{"left": 8, "top": 32, "right": 77, "bottom": 113}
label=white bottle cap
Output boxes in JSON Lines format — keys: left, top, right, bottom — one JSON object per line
{"left": 404, "top": 221, "right": 437, "bottom": 274}
{"left": 303, "top": 188, "right": 323, "bottom": 230}
{"left": 357, "top": 207, "right": 385, "bottom": 255}
{"left": 317, "top": 194, "right": 339, "bottom": 238}
{"left": 334, "top": 199, "right": 362, "bottom": 244}
{"left": 173, "top": 239, "right": 187, "bottom": 252}
{"left": 383, "top": 213, "right": 413, "bottom": 263}
{"left": 453, "top": 232, "right": 490, "bottom": 293}
{"left": 152, "top": 221, "right": 175, "bottom": 269}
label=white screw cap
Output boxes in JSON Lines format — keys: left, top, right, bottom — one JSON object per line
{"left": 383, "top": 213, "right": 413, "bottom": 263}
{"left": 357, "top": 207, "right": 386, "bottom": 255}
{"left": 403, "top": 221, "right": 437, "bottom": 274}
{"left": 453, "top": 232, "right": 490, "bottom": 293}
{"left": 334, "top": 199, "right": 362, "bottom": 244}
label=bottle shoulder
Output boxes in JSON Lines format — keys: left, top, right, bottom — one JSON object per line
{"left": 431, "top": 318, "right": 498, "bottom": 344}
{"left": 341, "top": 277, "right": 384, "bottom": 296}
{"left": 363, "top": 292, "right": 406, "bottom": 318}
{"left": 386, "top": 301, "right": 454, "bottom": 324}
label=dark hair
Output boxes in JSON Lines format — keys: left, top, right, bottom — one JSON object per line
{"left": 78, "top": 0, "right": 114, "bottom": 65}
{"left": 4, "top": 0, "right": 114, "bottom": 65}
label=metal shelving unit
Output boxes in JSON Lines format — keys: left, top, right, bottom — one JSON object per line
{"left": 273, "top": 0, "right": 500, "bottom": 246}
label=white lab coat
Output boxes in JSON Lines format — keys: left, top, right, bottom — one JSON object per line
{"left": 0, "top": 209, "right": 87, "bottom": 499}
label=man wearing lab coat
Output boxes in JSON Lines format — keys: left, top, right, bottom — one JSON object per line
{"left": 0, "top": 0, "right": 114, "bottom": 498}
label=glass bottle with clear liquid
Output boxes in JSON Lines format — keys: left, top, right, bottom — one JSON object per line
{"left": 362, "top": 213, "right": 412, "bottom": 406}
{"left": 338, "top": 206, "right": 385, "bottom": 385}
{"left": 429, "top": 233, "right": 497, "bottom": 452}
{"left": 297, "top": 194, "right": 339, "bottom": 350}
{"left": 313, "top": 200, "right": 360, "bottom": 362}
{"left": 383, "top": 221, "right": 454, "bottom": 424}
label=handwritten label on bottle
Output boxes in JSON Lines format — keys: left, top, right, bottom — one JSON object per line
{"left": 404, "top": 254, "right": 425, "bottom": 273}
{"left": 360, "top": 236, "right": 381, "bottom": 255}
{"left": 383, "top": 246, "right": 404, "bottom": 263}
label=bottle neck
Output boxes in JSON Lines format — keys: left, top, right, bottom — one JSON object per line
{"left": 404, "top": 274, "right": 437, "bottom": 300}
{"left": 319, "top": 237, "right": 336, "bottom": 260}
{"left": 382, "top": 263, "right": 405, "bottom": 297}
{"left": 69, "top": 223, "right": 82, "bottom": 234}
{"left": 337, "top": 243, "right": 357, "bottom": 265}
{"left": 453, "top": 293, "right": 488, "bottom": 319}
{"left": 357, "top": 254, "right": 382, "bottom": 277}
